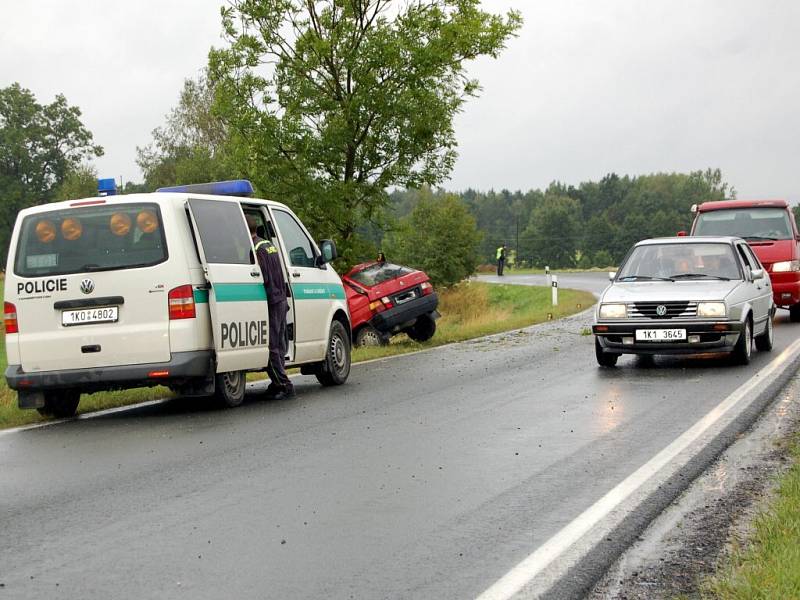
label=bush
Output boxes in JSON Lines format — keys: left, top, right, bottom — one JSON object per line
{"left": 384, "top": 192, "right": 482, "bottom": 287}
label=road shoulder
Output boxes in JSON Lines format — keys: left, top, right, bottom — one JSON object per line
{"left": 588, "top": 371, "right": 800, "bottom": 599}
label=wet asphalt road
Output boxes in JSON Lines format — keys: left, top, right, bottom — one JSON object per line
{"left": 2, "top": 272, "right": 799, "bottom": 599}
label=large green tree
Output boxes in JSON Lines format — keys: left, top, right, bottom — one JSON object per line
{"left": 137, "top": 76, "right": 237, "bottom": 191}
{"left": 0, "top": 83, "right": 102, "bottom": 261}
{"left": 384, "top": 188, "right": 481, "bottom": 287}
{"left": 208, "top": 0, "right": 521, "bottom": 263}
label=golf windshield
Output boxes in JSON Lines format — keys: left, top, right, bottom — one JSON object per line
{"left": 694, "top": 207, "right": 793, "bottom": 241}
{"left": 617, "top": 243, "right": 741, "bottom": 281}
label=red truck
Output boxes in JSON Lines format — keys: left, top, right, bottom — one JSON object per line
{"left": 689, "top": 199, "right": 800, "bottom": 320}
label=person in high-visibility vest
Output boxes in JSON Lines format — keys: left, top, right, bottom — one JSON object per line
{"left": 248, "top": 215, "right": 294, "bottom": 400}
{"left": 496, "top": 244, "right": 507, "bottom": 276}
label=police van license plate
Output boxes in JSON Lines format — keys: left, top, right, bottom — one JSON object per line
{"left": 62, "top": 307, "right": 119, "bottom": 326}
{"left": 635, "top": 328, "right": 686, "bottom": 342}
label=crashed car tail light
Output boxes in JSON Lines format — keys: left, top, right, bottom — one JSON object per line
{"left": 380, "top": 296, "right": 394, "bottom": 310}
{"left": 421, "top": 281, "right": 433, "bottom": 296}
{"left": 168, "top": 285, "right": 196, "bottom": 320}
{"left": 4, "top": 302, "right": 18, "bottom": 334}
{"left": 369, "top": 300, "right": 384, "bottom": 312}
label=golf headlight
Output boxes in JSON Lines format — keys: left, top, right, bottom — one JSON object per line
{"left": 599, "top": 303, "right": 627, "bottom": 319}
{"left": 697, "top": 302, "right": 726, "bottom": 317}
{"left": 771, "top": 260, "right": 800, "bottom": 272}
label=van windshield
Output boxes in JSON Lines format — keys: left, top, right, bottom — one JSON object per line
{"left": 14, "top": 202, "right": 167, "bottom": 277}
{"left": 694, "top": 207, "right": 793, "bottom": 241}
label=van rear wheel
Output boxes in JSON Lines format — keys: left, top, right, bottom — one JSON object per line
{"left": 316, "top": 320, "right": 351, "bottom": 386}
{"left": 37, "top": 390, "right": 80, "bottom": 418}
{"left": 214, "top": 371, "right": 246, "bottom": 407}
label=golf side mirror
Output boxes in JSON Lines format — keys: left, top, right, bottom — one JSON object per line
{"left": 608, "top": 271, "right": 617, "bottom": 281}
{"left": 750, "top": 268, "right": 764, "bottom": 280}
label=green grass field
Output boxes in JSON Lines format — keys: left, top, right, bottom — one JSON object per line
{"left": 701, "top": 433, "right": 800, "bottom": 598}
{"left": 0, "top": 280, "right": 594, "bottom": 429}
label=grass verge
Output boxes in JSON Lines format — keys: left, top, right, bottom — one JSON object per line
{"left": 0, "top": 281, "right": 594, "bottom": 429}
{"left": 701, "top": 434, "right": 800, "bottom": 598}
{"left": 352, "top": 281, "right": 595, "bottom": 361}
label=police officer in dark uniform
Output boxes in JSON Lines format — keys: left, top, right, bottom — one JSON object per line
{"left": 247, "top": 215, "right": 294, "bottom": 399}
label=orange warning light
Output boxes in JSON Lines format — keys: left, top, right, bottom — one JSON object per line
{"left": 136, "top": 210, "right": 159, "bottom": 233}
{"left": 61, "top": 218, "right": 83, "bottom": 241}
{"left": 35, "top": 220, "right": 56, "bottom": 243}
{"left": 110, "top": 213, "right": 132, "bottom": 236}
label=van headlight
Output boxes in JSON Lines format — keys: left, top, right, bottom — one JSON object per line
{"left": 771, "top": 260, "right": 800, "bottom": 272}
{"left": 599, "top": 303, "right": 627, "bottom": 319}
{"left": 697, "top": 302, "right": 726, "bottom": 317}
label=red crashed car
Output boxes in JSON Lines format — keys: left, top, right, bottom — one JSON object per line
{"left": 343, "top": 257, "right": 440, "bottom": 346}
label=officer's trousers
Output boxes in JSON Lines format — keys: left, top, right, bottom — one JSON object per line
{"left": 266, "top": 300, "right": 292, "bottom": 390}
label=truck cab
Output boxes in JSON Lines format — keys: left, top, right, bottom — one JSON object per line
{"left": 690, "top": 199, "right": 800, "bottom": 320}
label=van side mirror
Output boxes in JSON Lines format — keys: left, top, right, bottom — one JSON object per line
{"left": 608, "top": 271, "right": 617, "bottom": 281}
{"left": 318, "top": 239, "right": 337, "bottom": 265}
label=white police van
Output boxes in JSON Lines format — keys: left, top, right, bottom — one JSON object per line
{"left": 4, "top": 180, "right": 351, "bottom": 417}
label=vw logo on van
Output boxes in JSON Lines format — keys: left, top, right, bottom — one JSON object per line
{"left": 656, "top": 304, "right": 667, "bottom": 317}
{"left": 80, "top": 279, "right": 95, "bottom": 295}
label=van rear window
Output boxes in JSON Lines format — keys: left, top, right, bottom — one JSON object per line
{"left": 14, "top": 203, "right": 167, "bottom": 277}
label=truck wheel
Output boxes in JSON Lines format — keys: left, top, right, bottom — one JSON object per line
{"left": 407, "top": 314, "right": 436, "bottom": 342}
{"left": 37, "top": 390, "right": 80, "bottom": 418}
{"left": 755, "top": 313, "right": 774, "bottom": 352}
{"left": 355, "top": 325, "right": 388, "bottom": 347}
{"left": 595, "top": 337, "right": 619, "bottom": 367}
{"left": 316, "top": 320, "right": 351, "bottom": 386}
{"left": 790, "top": 303, "right": 800, "bottom": 322}
{"left": 732, "top": 318, "right": 753, "bottom": 365}
{"left": 214, "top": 371, "right": 246, "bottom": 407}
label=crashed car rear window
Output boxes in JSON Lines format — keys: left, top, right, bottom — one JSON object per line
{"left": 14, "top": 203, "right": 167, "bottom": 277}
{"left": 349, "top": 263, "right": 413, "bottom": 286}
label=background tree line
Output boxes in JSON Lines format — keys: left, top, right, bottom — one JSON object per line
{"left": 385, "top": 169, "right": 734, "bottom": 270}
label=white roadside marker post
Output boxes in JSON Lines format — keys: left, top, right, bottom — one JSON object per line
{"left": 552, "top": 274, "right": 558, "bottom": 306}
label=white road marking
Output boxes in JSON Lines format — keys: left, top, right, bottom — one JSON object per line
{"left": 475, "top": 336, "right": 800, "bottom": 600}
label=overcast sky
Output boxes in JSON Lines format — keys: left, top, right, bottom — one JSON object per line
{"left": 2, "top": 1, "right": 799, "bottom": 201}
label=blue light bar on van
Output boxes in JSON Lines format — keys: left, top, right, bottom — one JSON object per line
{"left": 156, "top": 180, "right": 255, "bottom": 197}
{"left": 97, "top": 178, "right": 117, "bottom": 196}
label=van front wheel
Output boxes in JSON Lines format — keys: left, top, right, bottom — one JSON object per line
{"left": 316, "top": 320, "right": 351, "bottom": 386}
{"left": 37, "top": 390, "right": 80, "bottom": 418}
{"left": 214, "top": 371, "right": 246, "bottom": 408}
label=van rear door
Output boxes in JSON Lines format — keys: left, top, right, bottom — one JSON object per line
{"left": 185, "top": 197, "right": 269, "bottom": 373}
{"left": 10, "top": 201, "right": 172, "bottom": 373}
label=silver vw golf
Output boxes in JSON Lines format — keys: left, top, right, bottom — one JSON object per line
{"left": 593, "top": 237, "right": 775, "bottom": 366}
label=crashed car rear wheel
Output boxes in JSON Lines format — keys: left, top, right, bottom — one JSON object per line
{"left": 407, "top": 314, "right": 436, "bottom": 342}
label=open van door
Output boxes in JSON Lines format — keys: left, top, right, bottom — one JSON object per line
{"left": 186, "top": 197, "right": 269, "bottom": 373}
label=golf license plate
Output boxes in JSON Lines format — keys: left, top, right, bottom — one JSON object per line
{"left": 62, "top": 306, "right": 119, "bottom": 326}
{"left": 635, "top": 328, "right": 686, "bottom": 342}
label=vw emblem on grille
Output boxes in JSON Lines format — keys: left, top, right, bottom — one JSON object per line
{"left": 656, "top": 304, "right": 668, "bottom": 317}
{"left": 80, "top": 279, "right": 95, "bottom": 295}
